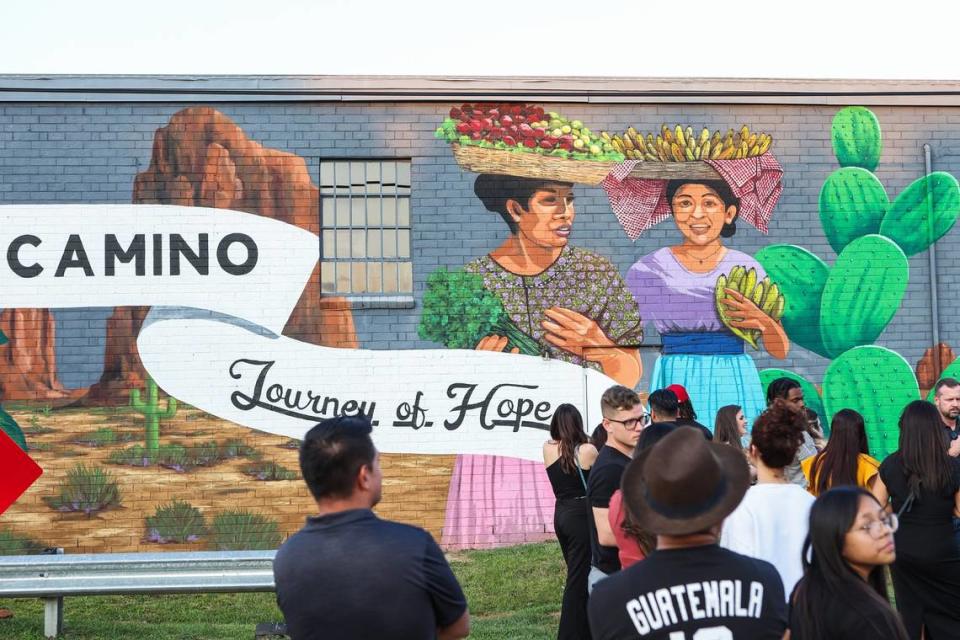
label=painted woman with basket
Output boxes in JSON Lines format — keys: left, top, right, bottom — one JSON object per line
{"left": 603, "top": 143, "right": 790, "bottom": 429}
{"left": 434, "top": 172, "right": 644, "bottom": 552}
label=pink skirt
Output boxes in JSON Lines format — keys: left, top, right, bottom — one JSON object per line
{"left": 441, "top": 453, "right": 557, "bottom": 549}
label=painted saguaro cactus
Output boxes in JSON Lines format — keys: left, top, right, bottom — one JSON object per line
{"left": 130, "top": 377, "right": 178, "bottom": 459}
{"left": 758, "top": 106, "right": 960, "bottom": 459}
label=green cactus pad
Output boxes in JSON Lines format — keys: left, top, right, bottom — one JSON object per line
{"left": 755, "top": 244, "right": 831, "bottom": 358}
{"left": 831, "top": 106, "right": 882, "bottom": 171}
{"left": 822, "top": 346, "right": 919, "bottom": 460}
{"left": 925, "top": 356, "right": 960, "bottom": 401}
{"left": 819, "top": 235, "right": 908, "bottom": 358}
{"left": 759, "top": 368, "right": 826, "bottom": 432}
{"left": 819, "top": 167, "right": 888, "bottom": 254}
{"left": 880, "top": 171, "right": 960, "bottom": 257}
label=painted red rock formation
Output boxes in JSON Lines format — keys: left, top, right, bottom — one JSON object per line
{"left": 0, "top": 309, "right": 74, "bottom": 402}
{"left": 83, "top": 107, "right": 358, "bottom": 405}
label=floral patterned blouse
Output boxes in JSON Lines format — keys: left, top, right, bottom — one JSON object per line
{"left": 465, "top": 246, "right": 643, "bottom": 369}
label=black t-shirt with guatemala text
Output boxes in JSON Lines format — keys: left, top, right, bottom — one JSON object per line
{"left": 587, "top": 445, "right": 632, "bottom": 573}
{"left": 273, "top": 509, "right": 466, "bottom": 640}
{"left": 589, "top": 544, "right": 786, "bottom": 640}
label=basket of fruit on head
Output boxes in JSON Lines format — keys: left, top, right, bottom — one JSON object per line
{"left": 436, "top": 104, "right": 775, "bottom": 185}
{"left": 435, "top": 103, "right": 625, "bottom": 185}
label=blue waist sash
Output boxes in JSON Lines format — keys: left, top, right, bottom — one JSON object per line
{"left": 661, "top": 332, "right": 745, "bottom": 356}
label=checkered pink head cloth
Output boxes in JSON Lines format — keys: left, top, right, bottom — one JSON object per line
{"left": 600, "top": 155, "right": 784, "bottom": 241}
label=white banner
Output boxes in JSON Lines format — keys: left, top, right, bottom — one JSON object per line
{"left": 0, "top": 205, "right": 614, "bottom": 461}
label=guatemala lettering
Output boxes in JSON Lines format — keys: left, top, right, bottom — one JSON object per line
{"left": 625, "top": 580, "right": 764, "bottom": 635}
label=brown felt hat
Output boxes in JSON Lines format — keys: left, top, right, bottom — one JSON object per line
{"left": 622, "top": 426, "right": 750, "bottom": 536}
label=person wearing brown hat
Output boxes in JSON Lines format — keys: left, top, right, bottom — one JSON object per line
{"left": 588, "top": 426, "right": 787, "bottom": 640}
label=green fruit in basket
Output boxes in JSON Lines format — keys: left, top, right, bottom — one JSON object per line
{"left": 582, "top": 128, "right": 592, "bottom": 136}
{"left": 571, "top": 120, "right": 583, "bottom": 129}
{"left": 590, "top": 145, "right": 601, "bottom": 155}
{"left": 552, "top": 128, "right": 563, "bottom": 137}
{"left": 561, "top": 125, "right": 572, "bottom": 134}
{"left": 574, "top": 139, "right": 585, "bottom": 149}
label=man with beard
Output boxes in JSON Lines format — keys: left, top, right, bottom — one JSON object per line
{"left": 933, "top": 378, "right": 960, "bottom": 458}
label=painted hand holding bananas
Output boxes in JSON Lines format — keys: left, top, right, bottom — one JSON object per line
{"left": 715, "top": 266, "right": 785, "bottom": 349}
{"left": 600, "top": 125, "right": 773, "bottom": 162}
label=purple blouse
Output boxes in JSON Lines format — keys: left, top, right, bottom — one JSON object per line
{"left": 626, "top": 247, "right": 765, "bottom": 335}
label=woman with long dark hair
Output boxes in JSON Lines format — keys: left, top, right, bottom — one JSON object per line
{"left": 790, "top": 487, "right": 908, "bottom": 640}
{"left": 872, "top": 400, "right": 960, "bottom": 639}
{"left": 715, "top": 404, "right": 756, "bottom": 483}
{"left": 720, "top": 403, "right": 815, "bottom": 596}
{"left": 802, "top": 409, "right": 880, "bottom": 496}
{"left": 543, "top": 403, "right": 597, "bottom": 639}
{"left": 714, "top": 404, "right": 747, "bottom": 449}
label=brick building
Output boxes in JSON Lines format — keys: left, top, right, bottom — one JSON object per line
{"left": 1, "top": 75, "right": 958, "bottom": 551}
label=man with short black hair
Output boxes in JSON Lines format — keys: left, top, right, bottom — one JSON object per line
{"left": 587, "top": 385, "right": 648, "bottom": 592}
{"left": 933, "top": 377, "right": 960, "bottom": 458}
{"left": 649, "top": 388, "right": 711, "bottom": 440}
{"left": 589, "top": 427, "right": 788, "bottom": 639}
{"left": 274, "top": 416, "right": 470, "bottom": 640}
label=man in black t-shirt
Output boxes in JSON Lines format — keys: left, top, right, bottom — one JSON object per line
{"left": 587, "top": 385, "right": 648, "bottom": 592}
{"left": 274, "top": 416, "right": 470, "bottom": 640}
{"left": 649, "top": 388, "right": 712, "bottom": 441}
{"left": 589, "top": 427, "right": 787, "bottom": 640}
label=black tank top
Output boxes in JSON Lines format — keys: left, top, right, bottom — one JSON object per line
{"left": 546, "top": 456, "right": 589, "bottom": 500}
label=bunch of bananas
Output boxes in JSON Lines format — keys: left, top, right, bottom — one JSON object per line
{"left": 601, "top": 125, "right": 773, "bottom": 162}
{"left": 715, "top": 266, "right": 785, "bottom": 349}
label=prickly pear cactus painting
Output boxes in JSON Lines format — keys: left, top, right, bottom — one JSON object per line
{"left": 758, "top": 106, "right": 960, "bottom": 459}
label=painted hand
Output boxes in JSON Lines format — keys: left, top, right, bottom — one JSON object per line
{"left": 475, "top": 335, "right": 519, "bottom": 354}
{"left": 540, "top": 307, "right": 614, "bottom": 361}
{"left": 721, "top": 288, "right": 772, "bottom": 331}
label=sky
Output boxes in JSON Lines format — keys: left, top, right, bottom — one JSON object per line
{"left": 1, "top": 0, "right": 959, "bottom": 80}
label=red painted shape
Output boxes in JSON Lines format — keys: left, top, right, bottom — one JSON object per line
{"left": 0, "top": 430, "right": 42, "bottom": 516}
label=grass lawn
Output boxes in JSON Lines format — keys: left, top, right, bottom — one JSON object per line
{"left": 1, "top": 542, "right": 566, "bottom": 639}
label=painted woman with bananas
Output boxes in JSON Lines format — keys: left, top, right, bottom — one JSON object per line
{"left": 618, "top": 162, "right": 788, "bottom": 431}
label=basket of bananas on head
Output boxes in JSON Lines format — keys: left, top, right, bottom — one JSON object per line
{"left": 599, "top": 124, "right": 774, "bottom": 180}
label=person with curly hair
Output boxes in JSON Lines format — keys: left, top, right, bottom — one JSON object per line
{"left": 720, "top": 403, "right": 815, "bottom": 596}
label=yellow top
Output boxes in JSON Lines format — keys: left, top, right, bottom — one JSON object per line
{"left": 801, "top": 452, "right": 881, "bottom": 496}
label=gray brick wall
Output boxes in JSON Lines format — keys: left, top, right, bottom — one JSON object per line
{"left": 0, "top": 101, "right": 956, "bottom": 392}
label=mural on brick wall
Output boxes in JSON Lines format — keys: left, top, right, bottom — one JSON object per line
{"left": 3, "top": 102, "right": 960, "bottom": 556}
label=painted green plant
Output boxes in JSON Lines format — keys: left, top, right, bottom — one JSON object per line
{"left": 418, "top": 267, "right": 541, "bottom": 354}
{"left": 757, "top": 106, "right": 960, "bottom": 459}
{"left": 46, "top": 464, "right": 122, "bottom": 516}
{"left": 210, "top": 510, "right": 281, "bottom": 551}
{"left": 129, "top": 377, "right": 177, "bottom": 460}
{"left": 146, "top": 500, "right": 208, "bottom": 544}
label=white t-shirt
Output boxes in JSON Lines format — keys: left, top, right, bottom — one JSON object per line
{"left": 719, "top": 483, "right": 815, "bottom": 597}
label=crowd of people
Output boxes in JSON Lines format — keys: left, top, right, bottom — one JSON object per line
{"left": 268, "top": 377, "right": 960, "bottom": 640}
{"left": 544, "top": 378, "right": 960, "bottom": 640}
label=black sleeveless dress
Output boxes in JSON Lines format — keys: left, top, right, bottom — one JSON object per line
{"left": 546, "top": 455, "right": 592, "bottom": 640}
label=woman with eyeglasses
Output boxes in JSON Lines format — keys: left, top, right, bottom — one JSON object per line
{"left": 871, "top": 400, "right": 960, "bottom": 639}
{"left": 789, "top": 487, "right": 908, "bottom": 640}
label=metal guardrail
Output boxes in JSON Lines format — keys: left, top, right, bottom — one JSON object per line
{"left": 0, "top": 550, "right": 277, "bottom": 638}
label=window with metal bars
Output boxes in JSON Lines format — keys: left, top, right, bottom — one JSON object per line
{"left": 319, "top": 160, "right": 412, "bottom": 295}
